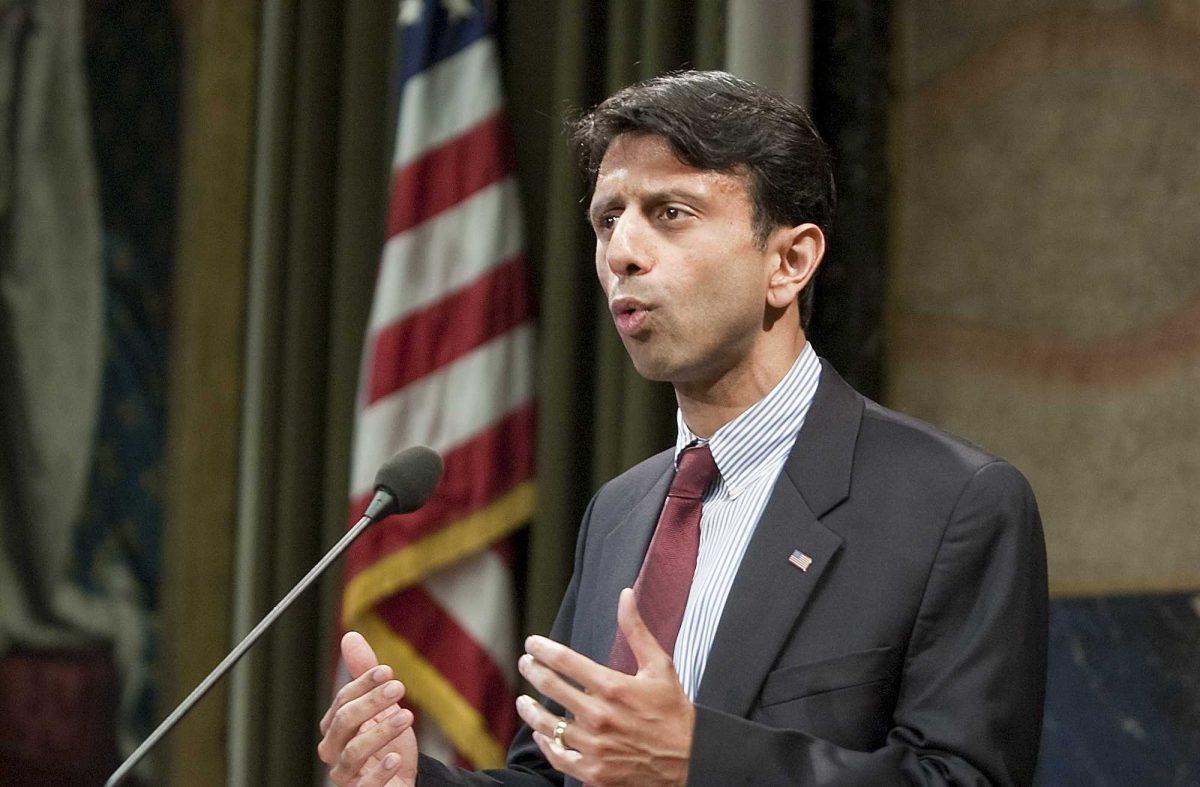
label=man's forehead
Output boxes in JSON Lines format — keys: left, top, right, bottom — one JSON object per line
{"left": 596, "top": 133, "right": 702, "bottom": 179}
{"left": 592, "top": 133, "right": 747, "bottom": 201}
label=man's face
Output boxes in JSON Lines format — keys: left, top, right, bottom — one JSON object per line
{"left": 589, "top": 133, "right": 774, "bottom": 386}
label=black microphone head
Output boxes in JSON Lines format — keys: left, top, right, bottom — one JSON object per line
{"left": 374, "top": 445, "right": 444, "bottom": 514}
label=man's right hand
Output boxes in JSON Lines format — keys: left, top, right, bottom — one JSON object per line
{"left": 318, "top": 631, "right": 419, "bottom": 786}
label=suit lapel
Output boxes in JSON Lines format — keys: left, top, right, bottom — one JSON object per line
{"left": 585, "top": 455, "right": 675, "bottom": 664}
{"left": 696, "top": 360, "right": 864, "bottom": 715}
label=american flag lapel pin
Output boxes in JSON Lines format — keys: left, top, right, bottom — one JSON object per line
{"left": 788, "top": 549, "right": 813, "bottom": 572}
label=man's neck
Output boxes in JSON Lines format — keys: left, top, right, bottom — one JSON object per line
{"left": 674, "top": 333, "right": 809, "bottom": 439}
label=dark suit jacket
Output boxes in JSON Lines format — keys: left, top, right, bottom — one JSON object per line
{"left": 420, "top": 360, "right": 1048, "bottom": 786}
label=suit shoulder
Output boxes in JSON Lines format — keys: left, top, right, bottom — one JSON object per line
{"left": 853, "top": 399, "right": 1041, "bottom": 539}
{"left": 857, "top": 398, "right": 1017, "bottom": 482}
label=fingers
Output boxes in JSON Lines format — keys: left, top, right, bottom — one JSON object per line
{"left": 358, "top": 750, "right": 407, "bottom": 787}
{"left": 515, "top": 695, "right": 596, "bottom": 754}
{"left": 320, "top": 663, "right": 394, "bottom": 735}
{"left": 342, "top": 631, "right": 381, "bottom": 679}
{"left": 617, "top": 587, "right": 671, "bottom": 673}
{"left": 322, "top": 630, "right": 386, "bottom": 736}
{"left": 351, "top": 750, "right": 404, "bottom": 787}
{"left": 329, "top": 705, "right": 413, "bottom": 784}
{"left": 524, "top": 635, "right": 614, "bottom": 698}
{"left": 532, "top": 730, "right": 585, "bottom": 780}
{"left": 318, "top": 675, "right": 406, "bottom": 765}
{"left": 321, "top": 632, "right": 410, "bottom": 786}
{"left": 517, "top": 652, "right": 596, "bottom": 718}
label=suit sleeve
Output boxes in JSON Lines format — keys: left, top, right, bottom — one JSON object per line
{"left": 688, "top": 460, "right": 1049, "bottom": 786}
{"left": 416, "top": 493, "right": 603, "bottom": 786}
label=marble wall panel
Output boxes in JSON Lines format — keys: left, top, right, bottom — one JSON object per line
{"left": 888, "top": 2, "right": 1200, "bottom": 594}
{"left": 1040, "top": 594, "right": 1200, "bottom": 784}
{"left": 889, "top": 3, "right": 1200, "bottom": 779}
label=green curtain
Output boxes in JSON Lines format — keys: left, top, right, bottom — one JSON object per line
{"left": 219, "top": 1, "right": 397, "bottom": 785}
{"left": 162, "top": 1, "right": 395, "bottom": 785}
{"left": 501, "top": 0, "right": 726, "bottom": 639}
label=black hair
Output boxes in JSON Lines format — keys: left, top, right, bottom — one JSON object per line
{"left": 572, "top": 70, "right": 835, "bottom": 328}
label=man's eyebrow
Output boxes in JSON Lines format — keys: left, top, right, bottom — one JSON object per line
{"left": 586, "top": 196, "right": 620, "bottom": 223}
{"left": 586, "top": 189, "right": 707, "bottom": 222}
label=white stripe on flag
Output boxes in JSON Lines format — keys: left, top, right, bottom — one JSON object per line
{"left": 394, "top": 38, "right": 504, "bottom": 169}
{"left": 351, "top": 324, "right": 534, "bottom": 496}
{"left": 368, "top": 179, "right": 524, "bottom": 334}
{"left": 422, "top": 550, "right": 519, "bottom": 685}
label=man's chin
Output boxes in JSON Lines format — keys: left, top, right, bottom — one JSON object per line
{"left": 624, "top": 350, "right": 676, "bottom": 383}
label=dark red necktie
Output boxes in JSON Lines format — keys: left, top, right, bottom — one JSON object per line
{"left": 608, "top": 444, "right": 718, "bottom": 675}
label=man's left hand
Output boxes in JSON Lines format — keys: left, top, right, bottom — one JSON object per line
{"left": 516, "top": 587, "right": 694, "bottom": 787}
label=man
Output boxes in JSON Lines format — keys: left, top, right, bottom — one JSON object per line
{"left": 318, "top": 71, "right": 1048, "bottom": 786}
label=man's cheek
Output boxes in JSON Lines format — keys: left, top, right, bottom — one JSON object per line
{"left": 594, "top": 241, "right": 615, "bottom": 275}
{"left": 595, "top": 260, "right": 615, "bottom": 292}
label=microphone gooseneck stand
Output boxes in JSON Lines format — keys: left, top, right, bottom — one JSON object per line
{"left": 106, "top": 445, "right": 443, "bottom": 787}
{"left": 104, "top": 511, "right": 376, "bottom": 787}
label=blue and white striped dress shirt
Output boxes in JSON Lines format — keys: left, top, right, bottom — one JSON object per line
{"left": 670, "top": 342, "right": 821, "bottom": 700}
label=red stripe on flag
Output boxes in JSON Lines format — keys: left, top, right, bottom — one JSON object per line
{"left": 376, "top": 585, "right": 518, "bottom": 746}
{"left": 366, "top": 256, "right": 533, "bottom": 405}
{"left": 346, "top": 402, "right": 535, "bottom": 579}
{"left": 388, "top": 113, "right": 512, "bottom": 237}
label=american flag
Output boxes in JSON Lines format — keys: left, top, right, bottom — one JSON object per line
{"left": 339, "top": 0, "right": 534, "bottom": 768}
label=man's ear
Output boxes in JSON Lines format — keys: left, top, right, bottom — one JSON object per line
{"left": 766, "top": 223, "right": 825, "bottom": 310}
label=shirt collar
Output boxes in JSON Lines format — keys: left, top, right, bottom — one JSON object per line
{"left": 674, "top": 342, "right": 822, "bottom": 496}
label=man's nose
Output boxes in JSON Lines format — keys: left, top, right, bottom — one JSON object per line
{"left": 605, "top": 214, "right": 652, "bottom": 277}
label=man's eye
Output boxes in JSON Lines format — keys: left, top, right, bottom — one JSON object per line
{"left": 663, "top": 207, "right": 680, "bottom": 220}
{"left": 602, "top": 216, "right": 617, "bottom": 230}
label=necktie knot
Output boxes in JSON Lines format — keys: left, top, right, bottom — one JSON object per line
{"left": 670, "top": 444, "right": 718, "bottom": 500}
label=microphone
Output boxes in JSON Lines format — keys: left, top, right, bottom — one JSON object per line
{"left": 364, "top": 444, "right": 444, "bottom": 520}
{"left": 105, "top": 446, "right": 444, "bottom": 787}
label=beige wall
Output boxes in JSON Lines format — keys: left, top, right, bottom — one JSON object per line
{"left": 887, "top": 2, "right": 1200, "bottom": 595}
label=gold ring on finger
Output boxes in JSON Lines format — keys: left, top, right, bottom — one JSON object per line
{"left": 552, "top": 717, "right": 571, "bottom": 750}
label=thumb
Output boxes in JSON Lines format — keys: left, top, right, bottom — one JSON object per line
{"left": 617, "top": 588, "right": 671, "bottom": 673}
{"left": 341, "top": 631, "right": 381, "bottom": 679}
